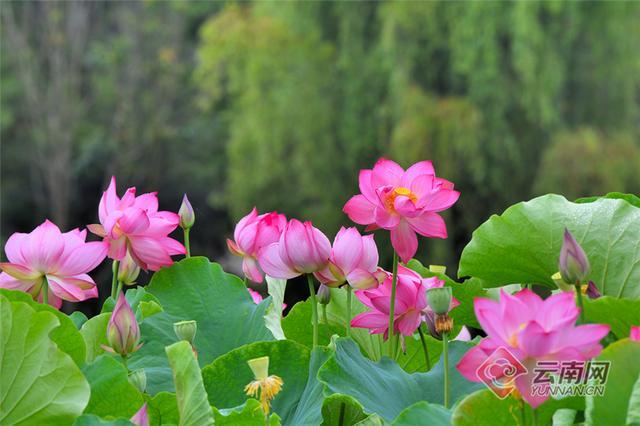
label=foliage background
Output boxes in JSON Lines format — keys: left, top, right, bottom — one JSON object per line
{"left": 2, "top": 1, "right": 639, "bottom": 314}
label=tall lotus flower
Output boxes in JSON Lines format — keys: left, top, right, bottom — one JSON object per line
{"left": 343, "top": 158, "right": 459, "bottom": 263}
{"left": 351, "top": 265, "right": 441, "bottom": 338}
{"left": 130, "top": 403, "right": 149, "bottom": 426}
{"left": 88, "top": 177, "right": 185, "bottom": 271}
{"left": 258, "top": 219, "right": 331, "bottom": 279}
{"left": 227, "top": 208, "right": 287, "bottom": 283}
{"left": 103, "top": 291, "right": 142, "bottom": 356}
{"left": 559, "top": 229, "right": 590, "bottom": 284}
{"left": 456, "top": 289, "right": 610, "bottom": 408}
{"left": 314, "top": 227, "right": 386, "bottom": 290}
{"left": 0, "top": 220, "right": 107, "bottom": 308}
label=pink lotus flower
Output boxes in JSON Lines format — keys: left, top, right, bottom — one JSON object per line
{"left": 130, "top": 403, "right": 149, "bottom": 426}
{"left": 631, "top": 326, "right": 640, "bottom": 342}
{"left": 0, "top": 220, "right": 107, "bottom": 308}
{"left": 343, "top": 158, "right": 459, "bottom": 263}
{"left": 88, "top": 177, "right": 185, "bottom": 271}
{"left": 351, "top": 265, "right": 444, "bottom": 338}
{"left": 247, "top": 287, "right": 287, "bottom": 310}
{"left": 258, "top": 219, "right": 331, "bottom": 279}
{"left": 227, "top": 208, "right": 286, "bottom": 283}
{"left": 314, "top": 227, "right": 386, "bottom": 290}
{"left": 103, "top": 291, "right": 142, "bottom": 356}
{"left": 456, "top": 289, "right": 610, "bottom": 408}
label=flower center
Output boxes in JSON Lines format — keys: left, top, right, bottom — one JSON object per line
{"left": 384, "top": 187, "right": 418, "bottom": 212}
{"left": 508, "top": 322, "right": 528, "bottom": 347}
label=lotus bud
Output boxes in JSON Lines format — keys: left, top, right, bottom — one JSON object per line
{"left": 178, "top": 194, "right": 195, "bottom": 230}
{"left": 559, "top": 229, "right": 590, "bottom": 284}
{"left": 173, "top": 320, "right": 197, "bottom": 344}
{"left": 317, "top": 284, "right": 331, "bottom": 305}
{"left": 585, "top": 281, "right": 601, "bottom": 299}
{"left": 128, "top": 369, "right": 147, "bottom": 393}
{"left": 104, "top": 292, "right": 142, "bottom": 356}
{"left": 130, "top": 403, "right": 149, "bottom": 426}
{"left": 426, "top": 286, "right": 453, "bottom": 315}
{"left": 118, "top": 251, "right": 140, "bottom": 285}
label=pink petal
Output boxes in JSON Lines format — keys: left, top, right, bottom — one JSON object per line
{"left": 134, "top": 193, "right": 159, "bottom": 213}
{"left": 346, "top": 268, "right": 379, "bottom": 290}
{"left": 57, "top": 241, "right": 108, "bottom": 276}
{"left": 23, "top": 220, "right": 66, "bottom": 272}
{"left": 258, "top": 242, "right": 299, "bottom": 279}
{"left": 631, "top": 326, "right": 640, "bottom": 341}
{"left": 516, "top": 360, "right": 549, "bottom": 409}
{"left": 0, "top": 262, "right": 41, "bottom": 280}
{"left": 517, "top": 321, "right": 558, "bottom": 357}
{"left": 559, "top": 324, "right": 609, "bottom": 356}
{"left": 393, "top": 196, "right": 420, "bottom": 218}
{"left": 474, "top": 298, "right": 510, "bottom": 344}
{"left": 242, "top": 257, "right": 264, "bottom": 283}
{"left": 118, "top": 208, "right": 151, "bottom": 235}
{"left": 227, "top": 239, "right": 243, "bottom": 256}
{"left": 4, "top": 233, "right": 28, "bottom": 264}
{"left": 234, "top": 208, "right": 259, "bottom": 243}
{"left": 454, "top": 326, "right": 471, "bottom": 341}
{"left": 374, "top": 206, "right": 401, "bottom": 230}
{"left": 407, "top": 212, "right": 447, "bottom": 239}
{"left": 371, "top": 158, "right": 403, "bottom": 189}
{"left": 358, "top": 170, "right": 378, "bottom": 203}
{"left": 396, "top": 310, "right": 422, "bottom": 336}
{"left": 400, "top": 160, "right": 435, "bottom": 187}
{"left": 534, "top": 292, "right": 579, "bottom": 332}
{"left": 99, "top": 177, "right": 119, "bottom": 224}
{"left": 332, "top": 227, "right": 364, "bottom": 274}
{"left": 128, "top": 236, "right": 174, "bottom": 271}
{"left": 247, "top": 288, "right": 263, "bottom": 304}
{"left": 343, "top": 195, "right": 376, "bottom": 225}
{"left": 0, "top": 272, "right": 41, "bottom": 292}
{"left": 455, "top": 344, "right": 491, "bottom": 383}
{"left": 145, "top": 214, "right": 180, "bottom": 237}
{"left": 236, "top": 221, "right": 260, "bottom": 254}
{"left": 118, "top": 187, "right": 137, "bottom": 209}
{"left": 46, "top": 274, "right": 98, "bottom": 302}
{"left": 390, "top": 220, "right": 418, "bottom": 263}
{"left": 107, "top": 236, "right": 127, "bottom": 260}
{"left": 350, "top": 311, "right": 389, "bottom": 330}
{"left": 359, "top": 235, "right": 379, "bottom": 272}
{"left": 408, "top": 174, "right": 435, "bottom": 199}
{"left": 418, "top": 189, "right": 460, "bottom": 212}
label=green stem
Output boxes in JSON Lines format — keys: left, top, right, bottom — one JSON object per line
{"left": 575, "top": 282, "right": 585, "bottom": 323}
{"left": 184, "top": 228, "right": 191, "bottom": 258}
{"left": 116, "top": 281, "right": 123, "bottom": 301}
{"left": 346, "top": 286, "right": 352, "bottom": 337}
{"left": 42, "top": 276, "right": 49, "bottom": 306}
{"left": 110, "top": 260, "right": 120, "bottom": 299}
{"left": 121, "top": 355, "right": 129, "bottom": 373}
{"left": 322, "top": 304, "right": 328, "bottom": 324}
{"left": 443, "top": 332, "right": 450, "bottom": 408}
{"left": 417, "top": 326, "right": 431, "bottom": 370}
{"left": 531, "top": 407, "right": 538, "bottom": 426}
{"left": 388, "top": 251, "right": 399, "bottom": 358}
{"left": 307, "top": 274, "right": 319, "bottom": 348}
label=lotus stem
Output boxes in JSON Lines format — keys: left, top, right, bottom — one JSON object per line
{"left": 417, "top": 326, "right": 431, "bottom": 370}
{"left": 307, "top": 274, "right": 319, "bottom": 347}
{"left": 42, "top": 276, "right": 49, "bottom": 306}
{"left": 346, "top": 285, "right": 352, "bottom": 337}
{"left": 110, "top": 259, "right": 120, "bottom": 299}
{"left": 184, "top": 228, "right": 191, "bottom": 258}
{"left": 443, "top": 332, "right": 450, "bottom": 408}
{"left": 388, "top": 251, "right": 399, "bottom": 358}
{"left": 575, "top": 281, "right": 585, "bottom": 323}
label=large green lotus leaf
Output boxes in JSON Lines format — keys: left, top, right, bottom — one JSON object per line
{"left": 584, "top": 296, "right": 640, "bottom": 339}
{"left": 321, "top": 287, "right": 443, "bottom": 373}
{"left": 100, "top": 287, "right": 163, "bottom": 321}
{"left": 627, "top": 373, "right": 640, "bottom": 425}
{"left": 407, "top": 260, "right": 485, "bottom": 329}
{"left": 0, "top": 296, "right": 90, "bottom": 425}
{"left": 391, "top": 401, "right": 450, "bottom": 425}
{"left": 452, "top": 389, "right": 584, "bottom": 425}
{"left": 73, "top": 414, "right": 133, "bottom": 425}
{"left": 213, "top": 399, "right": 281, "bottom": 425}
{"left": 286, "top": 347, "right": 332, "bottom": 425}
{"left": 127, "top": 257, "right": 274, "bottom": 394}
{"left": 0, "top": 288, "right": 86, "bottom": 365}
{"left": 281, "top": 299, "right": 344, "bottom": 348}
{"left": 82, "top": 355, "right": 144, "bottom": 419}
{"left": 146, "top": 392, "right": 179, "bottom": 426}
{"left": 576, "top": 192, "right": 640, "bottom": 208}
{"left": 202, "top": 340, "right": 311, "bottom": 424}
{"left": 585, "top": 339, "right": 640, "bottom": 426}
{"left": 70, "top": 311, "right": 89, "bottom": 329}
{"left": 166, "top": 341, "right": 215, "bottom": 426}
{"left": 354, "top": 414, "right": 385, "bottom": 425}
{"left": 320, "top": 394, "right": 367, "bottom": 426}
{"left": 80, "top": 313, "right": 111, "bottom": 363}
{"left": 317, "top": 338, "right": 483, "bottom": 422}
{"left": 458, "top": 195, "right": 640, "bottom": 297}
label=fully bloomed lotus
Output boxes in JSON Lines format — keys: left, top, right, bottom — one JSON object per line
{"left": 0, "top": 220, "right": 107, "bottom": 308}
{"left": 258, "top": 219, "right": 331, "bottom": 279}
{"left": 343, "top": 159, "right": 459, "bottom": 263}
{"left": 351, "top": 265, "right": 444, "bottom": 338}
{"left": 314, "top": 227, "right": 385, "bottom": 290}
{"left": 456, "top": 289, "right": 610, "bottom": 408}
{"left": 227, "top": 208, "right": 287, "bottom": 283}
{"left": 89, "top": 177, "right": 185, "bottom": 271}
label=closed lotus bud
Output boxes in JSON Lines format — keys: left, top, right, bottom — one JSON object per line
{"left": 559, "top": 229, "right": 590, "bottom": 284}
{"left": 118, "top": 251, "right": 140, "bottom": 285}
{"left": 179, "top": 194, "right": 195, "bottom": 230}
{"left": 128, "top": 369, "right": 147, "bottom": 393}
{"left": 317, "top": 284, "right": 331, "bottom": 305}
{"left": 435, "top": 313, "right": 454, "bottom": 335}
{"left": 105, "top": 292, "right": 142, "bottom": 356}
{"left": 174, "top": 320, "right": 197, "bottom": 344}
{"left": 426, "top": 286, "right": 453, "bottom": 315}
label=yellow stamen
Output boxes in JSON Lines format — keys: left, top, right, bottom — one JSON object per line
{"left": 508, "top": 323, "right": 528, "bottom": 347}
{"left": 244, "top": 356, "right": 283, "bottom": 416}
